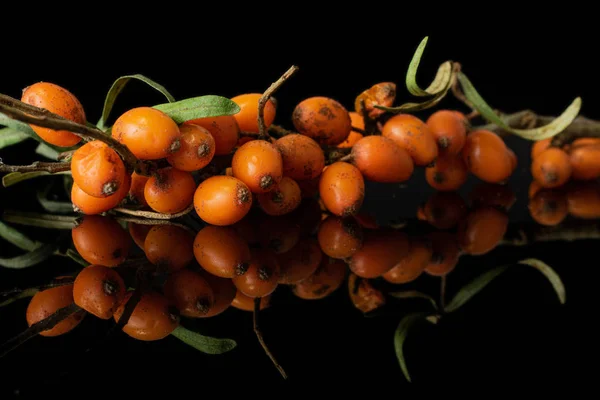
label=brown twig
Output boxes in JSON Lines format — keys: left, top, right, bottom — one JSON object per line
{"left": 0, "top": 94, "right": 153, "bottom": 176}
{"left": 57, "top": 150, "right": 76, "bottom": 162}
{"left": 0, "top": 161, "right": 70, "bottom": 174}
{"left": 351, "top": 126, "right": 367, "bottom": 135}
{"left": 113, "top": 203, "right": 194, "bottom": 220}
{"left": 254, "top": 297, "right": 287, "bottom": 379}
{"left": 268, "top": 124, "right": 295, "bottom": 138}
{"left": 240, "top": 132, "right": 260, "bottom": 138}
{"left": 258, "top": 66, "right": 299, "bottom": 139}
{"left": 450, "top": 63, "right": 476, "bottom": 113}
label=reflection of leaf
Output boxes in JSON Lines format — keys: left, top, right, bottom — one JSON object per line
{"left": 389, "top": 290, "right": 438, "bottom": 311}
{"left": 394, "top": 312, "right": 432, "bottom": 382}
{"left": 456, "top": 72, "right": 581, "bottom": 140}
{"left": 445, "top": 266, "right": 509, "bottom": 313}
{"left": 66, "top": 249, "right": 88, "bottom": 267}
{"left": 35, "top": 143, "right": 60, "bottom": 160}
{"left": 0, "top": 221, "right": 39, "bottom": 252}
{"left": 153, "top": 96, "right": 241, "bottom": 124}
{"left": 518, "top": 259, "right": 566, "bottom": 304}
{"left": 0, "top": 128, "right": 29, "bottom": 149}
{"left": 0, "top": 288, "right": 38, "bottom": 308}
{"left": 2, "top": 211, "right": 78, "bottom": 230}
{"left": 171, "top": 326, "right": 236, "bottom": 354}
{"left": 0, "top": 242, "right": 58, "bottom": 269}
{"left": 2, "top": 170, "right": 71, "bottom": 188}
{"left": 37, "top": 186, "right": 73, "bottom": 214}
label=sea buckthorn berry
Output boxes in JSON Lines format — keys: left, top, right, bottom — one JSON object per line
{"left": 457, "top": 207, "right": 508, "bottom": 255}
{"left": 422, "top": 191, "right": 467, "bottom": 230}
{"left": 194, "top": 176, "right": 252, "bottom": 226}
{"left": 349, "top": 230, "right": 410, "bottom": 278}
{"left": 21, "top": 82, "right": 85, "bottom": 147}
{"left": 425, "top": 232, "right": 460, "bottom": 277}
{"left": 291, "top": 258, "right": 347, "bottom": 300}
{"left": 113, "top": 291, "right": 179, "bottom": 341}
{"left": 319, "top": 162, "right": 365, "bottom": 217}
{"left": 144, "top": 225, "right": 194, "bottom": 272}
{"left": 26, "top": 284, "right": 85, "bottom": 337}
{"left": 259, "top": 214, "right": 301, "bottom": 253}
{"left": 185, "top": 116, "right": 240, "bottom": 155}
{"left": 354, "top": 82, "right": 397, "bottom": 119}
{"left": 112, "top": 107, "right": 181, "bottom": 160}
{"left": 72, "top": 215, "right": 131, "bottom": 267}
{"left": 338, "top": 112, "right": 364, "bottom": 148}
{"left": 569, "top": 144, "right": 600, "bottom": 181}
{"left": 71, "top": 174, "right": 131, "bottom": 215}
{"left": 144, "top": 167, "right": 196, "bottom": 214}
{"left": 469, "top": 183, "right": 517, "bottom": 211}
{"left": 166, "top": 124, "right": 216, "bottom": 171}
{"left": 382, "top": 114, "right": 438, "bottom": 166}
{"left": 276, "top": 238, "right": 323, "bottom": 284}
{"left": 231, "top": 290, "right": 271, "bottom": 311}
{"left": 71, "top": 140, "right": 126, "bottom": 198}
{"left": 292, "top": 96, "right": 352, "bottom": 145}
{"left": 257, "top": 177, "right": 301, "bottom": 216}
{"left": 566, "top": 182, "right": 600, "bottom": 219}
{"left": 425, "top": 155, "right": 468, "bottom": 191}
{"left": 194, "top": 270, "right": 236, "bottom": 317}
{"left": 348, "top": 274, "right": 386, "bottom": 313}
{"left": 461, "top": 130, "right": 512, "bottom": 183}
{"left": 426, "top": 110, "right": 467, "bottom": 156}
{"left": 529, "top": 189, "right": 568, "bottom": 226}
{"left": 383, "top": 237, "right": 432, "bottom": 284}
{"left": 275, "top": 134, "right": 325, "bottom": 181}
{"left": 231, "top": 93, "right": 276, "bottom": 133}
{"left": 232, "top": 140, "right": 283, "bottom": 193}
{"left": 128, "top": 222, "right": 153, "bottom": 249}
{"left": 73, "top": 265, "right": 126, "bottom": 319}
{"left": 572, "top": 138, "right": 600, "bottom": 147}
{"left": 531, "top": 138, "right": 551, "bottom": 159}
{"left": 351, "top": 136, "right": 414, "bottom": 183}
{"left": 232, "top": 248, "right": 280, "bottom": 298}
{"left": 531, "top": 147, "right": 572, "bottom": 188}
{"left": 317, "top": 215, "right": 363, "bottom": 259}
{"left": 193, "top": 225, "right": 251, "bottom": 278}
{"left": 164, "top": 269, "right": 215, "bottom": 318}
{"left": 128, "top": 172, "right": 149, "bottom": 207}
{"left": 452, "top": 111, "right": 469, "bottom": 126}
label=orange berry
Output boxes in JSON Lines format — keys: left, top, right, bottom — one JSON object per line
{"left": 275, "top": 134, "right": 325, "bottom": 181}
{"left": 296, "top": 175, "right": 321, "bottom": 198}
{"left": 144, "top": 167, "right": 196, "bottom": 214}
{"left": 569, "top": 144, "right": 600, "bottom": 181}
{"left": 348, "top": 274, "right": 386, "bottom": 313}
{"left": 354, "top": 82, "right": 396, "bottom": 119}
{"left": 425, "top": 155, "right": 468, "bottom": 191}
{"left": 531, "top": 138, "right": 551, "bottom": 159}
{"left": 26, "top": 284, "right": 85, "bottom": 337}
{"left": 128, "top": 172, "right": 149, "bottom": 207}
{"left": 112, "top": 107, "right": 181, "bottom": 160}
{"left": 422, "top": 191, "right": 467, "bottom": 230}
{"left": 144, "top": 225, "right": 194, "bottom": 272}
{"left": 166, "top": 124, "right": 215, "bottom": 171}
{"left": 529, "top": 180, "right": 543, "bottom": 199}
{"left": 231, "top": 290, "right": 271, "bottom": 311}
{"left": 292, "top": 96, "right": 352, "bottom": 145}
{"left": 426, "top": 110, "right": 467, "bottom": 156}
{"left": 383, "top": 237, "right": 431, "bottom": 284}
{"left": 529, "top": 189, "right": 568, "bottom": 226}
{"left": 457, "top": 207, "right": 508, "bottom": 255}
{"left": 194, "top": 175, "right": 252, "bottom": 226}
{"left": 195, "top": 270, "right": 237, "bottom": 317}
{"left": 291, "top": 258, "right": 347, "bottom": 300}
{"left": 231, "top": 93, "right": 276, "bottom": 133}
{"left": 258, "top": 214, "right": 301, "bottom": 254}
{"left": 277, "top": 238, "right": 323, "bottom": 284}
{"left": 351, "top": 135, "right": 414, "bottom": 183}
{"left": 257, "top": 176, "right": 301, "bottom": 216}
{"left": 424, "top": 232, "right": 460, "bottom": 277}
{"left": 317, "top": 215, "right": 363, "bottom": 259}
{"left": 572, "top": 137, "right": 600, "bottom": 147}
{"left": 193, "top": 225, "right": 251, "bottom": 278}
{"left": 338, "top": 112, "right": 364, "bottom": 148}
{"left": 73, "top": 265, "right": 126, "bottom": 319}
{"left": 185, "top": 116, "right": 240, "bottom": 155}
{"left": 349, "top": 230, "right": 410, "bottom": 278}
{"left": 71, "top": 140, "right": 126, "bottom": 198}
{"left": 232, "top": 140, "right": 283, "bottom": 193}
{"left": 71, "top": 174, "right": 130, "bottom": 215}
{"left": 72, "top": 215, "right": 131, "bottom": 267}
{"left": 319, "top": 161, "right": 365, "bottom": 217}
{"left": 21, "top": 82, "right": 85, "bottom": 147}
{"left": 232, "top": 248, "right": 280, "bottom": 298}
{"left": 462, "top": 130, "right": 512, "bottom": 183}
{"left": 531, "top": 147, "right": 572, "bottom": 188}
{"left": 164, "top": 269, "right": 215, "bottom": 317}
{"left": 566, "top": 182, "right": 600, "bottom": 219}
{"left": 382, "top": 114, "right": 438, "bottom": 166}
{"left": 128, "top": 222, "right": 152, "bottom": 249}
{"left": 469, "top": 183, "right": 516, "bottom": 211}
{"left": 113, "top": 292, "right": 179, "bottom": 341}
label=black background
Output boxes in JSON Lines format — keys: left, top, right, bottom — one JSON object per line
{"left": 1, "top": 14, "right": 598, "bottom": 394}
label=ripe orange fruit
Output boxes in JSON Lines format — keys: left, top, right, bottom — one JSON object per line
{"left": 531, "top": 148, "right": 572, "bottom": 188}
{"left": 167, "top": 124, "right": 215, "bottom": 171}
{"left": 232, "top": 248, "right": 280, "bottom": 298}
{"left": 351, "top": 135, "right": 414, "bottom": 183}
{"left": 425, "top": 232, "right": 460, "bottom": 276}
{"left": 231, "top": 93, "right": 276, "bottom": 133}
{"left": 462, "top": 130, "right": 512, "bottom": 183}
{"left": 185, "top": 116, "right": 240, "bottom": 155}
{"left": 71, "top": 140, "right": 127, "bottom": 198}
{"left": 383, "top": 237, "right": 431, "bottom": 284}
{"left": 231, "top": 290, "right": 271, "bottom": 311}
{"left": 275, "top": 134, "right": 325, "bottom": 181}
{"left": 317, "top": 215, "right": 363, "bottom": 259}
{"left": 232, "top": 140, "right": 283, "bottom": 193}
{"left": 195, "top": 270, "right": 237, "bottom": 317}
{"left": 529, "top": 189, "right": 568, "bottom": 226}
{"left": 276, "top": 238, "right": 323, "bottom": 284}
{"left": 193, "top": 225, "right": 251, "bottom": 278}
{"left": 382, "top": 114, "right": 438, "bottom": 166}
{"left": 73, "top": 265, "right": 126, "bottom": 319}
{"left": 426, "top": 110, "right": 467, "bottom": 156}
{"left": 569, "top": 143, "right": 600, "bottom": 181}
{"left": 71, "top": 174, "right": 131, "bottom": 215}
{"left": 319, "top": 162, "right": 365, "bottom": 217}
{"left": 163, "top": 269, "right": 215, "bottom": 317}
{"left": 531, "top": 138, "right": 551, "bottom": 159}
{"left": 354, "top": 82, "right": 396, "bottom": 119}
{"left": 349, "top": 230, "right": 410, "bottom": 278}
{"left": 457, "top": 207, "right": 508, "bottom": 255}
{"left": 425, "top": 155, "right": 468, "bottom": 191}
{"left": 26, "top": 284, "right": 85, "bottom": 337}
{"left": 291, "top": 258, "right": 347, "bottom": 300}
{"left": 337, "top": 112, "right": 364, "bottom": 148}
{"left": 257, "top": 177, "right": 302, "bottom": 216}
{"left": 194, "top": 175, "right": 253, "bottom": 226}
{"left": 113, "top": 292, "right": 179, "bottom": 341}
{"left": 144, "top": 225, "right": 194, "bottom": 272}
{"left": 144, "top": 167, "right": 196, "bottom": 214}
{"left": 72, "top": 215, "right": 132, "bottom": 267}
{"left": 292, "top": 97, "right": 351, "bottom": 145}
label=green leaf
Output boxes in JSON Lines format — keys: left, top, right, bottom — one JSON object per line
{"left": 0, "top": 288, "right": 39, "bottom": 308}
{"left": 456, "top": 72, "right": 582, "bottom": 141}
{"left": 406, "top": 37, "right": 432, "bottom": 96}
{"left": 37, "top": 189, "right": 73, "bottom": 214}
{"left": 97, "top": 74, "right": 176, "bottom": 130}
{"left": 170, "top": 326, "right": 236, "bottom": 354}
{"left": 0, "top": 128, "right": 30, "bottom": 149}
{"left": 444, "top": 266, "right": 509, "bottom": 313}
{"left": 66, "top": 249, "right": 89, "bottom": 267}
{"left": 0, "top": 242, "right": 58, "bottom": 269}
{"left": 153, "top": 95, "right": 241, "bottom": 124}
{"left": 389, "top": 290, "right": 439, "bottom": 311}
{"left": 35, "top": 143, "right": 60, "bottom": 160}
{"left": 2, "top": 211, "right": 78, "bottom": 230}
{"left": 2, "top": 170, "right": 71, "bottom": 188}
{"left": 394, "top": 313, "right": 431, "bottom": 382}
{"left": 0, "top": 221, "right": 39, "bottom": 252}
{"left": 518, "top": 259, "right": 566, "bottom": 304}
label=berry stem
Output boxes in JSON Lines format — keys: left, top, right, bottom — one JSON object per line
{"left": 268, "top": 124, "right": 295, "bottom": 138}
{"left": 253, "top": 297, "right": 288, "bottom": 379}
{"left": 258, "top": 66, "right": 299, "bottom": 139}
{"left": 0, "top": 161, "right": 70, "bottom": 174}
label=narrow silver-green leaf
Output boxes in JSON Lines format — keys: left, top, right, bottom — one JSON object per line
{"left": 394, "top": 313, "right": 429, "bottom": 382}
{"left": 457, "top": 72, "right": 582, "bottom": 141}
{"left": 0, "top": 221, "right": 39, "bottom": 252}
{"left": 0, "top": 288, "right": 39, "bottom": 308}
{"left": 0, "top": 242, "right": 58, "bottom": 269}
{"left": 97, "top": 74, "right": 175, "bottom": 130}
{"left": 2, "top": 211, "right": 78, "bottom": 230}
{"left": 66, "top": 249, "right": 89, "bottom": 267}
{"left": 406, "top": 37, "right": 431, "bottom": 96}
{"left": 153, "top": 95, "right": 241, "bottom": 124}
{"left": 518, "top": 259, "right": 566, "bottom": 304}
{"left": 171, "top": 326, "right": 236, "bottom": 354}
{"left": 0, "top": 128, "right": 30, "bottom": 148}
{"left": 35, "top": 143, "right": 60, "bottom": 160}
{"left": 444, "top": 266, "right": 509, "bottom": 313}
{"left": 389, "top": 290, "right": 438, "bottom": 311}
{"left": 2, "top": 170, "right": 71, "bottom": 188}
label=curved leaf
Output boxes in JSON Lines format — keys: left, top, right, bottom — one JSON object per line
{"left": 0, "top": 288, "right": 38, "bottom": 308}
{"left": 444, "top": 266, "right": 509, "bottom": 313}
{"left": 35, "top": 143, "right": 60, "bottom": 160}
{"left": 389, "top": 290, "right": 438, "bottom": 311}
{"left": 406, "top": 37, "right": 431, "bottom": 96}
{"left": 0, "top": 221, "right": 39, "bottom": 252}
{"left": 456, "top": 72, "right": 581, "bottom": 141}
{"left": 97, "top": 74, "right": 175, "bottom": 130}
{"left": 518, "top": 259, "right": 566, "bottom": 304}
{"left": 0, "top": 128, "right": 29, "bottom": 149}
{"left": 171, "top": 326, "right": 236, "bottom": 354}
{"left": 2, "top": 211, "right": 78, "bottom": 230}
{"left": 2, "top": 170, "right": 71, "bottom": 188}
{"left": 153, "top": 95, "right": 240, "bottom": 124}
{"left": 66, "top": 249, "right": 89, "bottom": 267}
{"left": 394, "top": 312, "right": 431, "bottom": 382}
{"left": 0, "top": 242, "right": 58, "bottom": 269}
